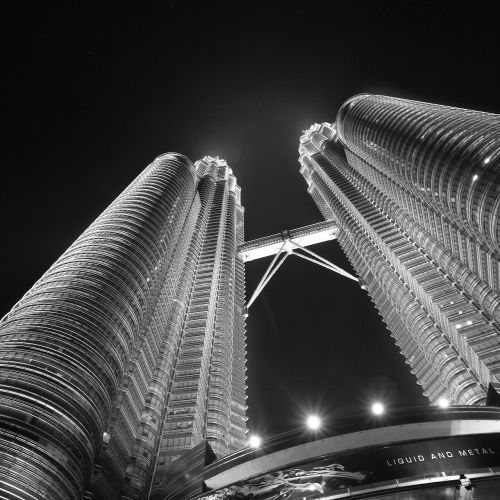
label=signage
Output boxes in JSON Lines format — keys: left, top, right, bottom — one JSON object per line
{"left": 202, "top": 433, "right": 500, "bottom": 499}
{"left": 344, "top": 433, "right": 500, "bottom": 480}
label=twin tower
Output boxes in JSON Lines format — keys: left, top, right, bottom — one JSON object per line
{"left": 0, "top": 94, "right": 499, "bottom": 500}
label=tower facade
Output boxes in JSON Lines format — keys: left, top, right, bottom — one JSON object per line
{"left": 299, "top": 95, "right": 500, "bottom": 406}
{"left": 0, "top": 153, "right": 247, "bottom": 500}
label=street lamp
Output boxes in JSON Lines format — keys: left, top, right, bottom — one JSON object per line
{"left": 371, "top": 402, "right": 385, "bottom": 416}
{"left": 306, "top": 415, "right": 321, "bottom": 430}
{"left": 248, "top": 435, "right": 262, "bottom": 448}
{"left": 438, "top": 398, "right": 449, "bottom": 409}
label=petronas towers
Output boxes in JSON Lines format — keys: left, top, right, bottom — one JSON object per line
{"left": 299, "top": 94, "right": 499, "bottom": 406}
{"left": 0, "top": 94, "right": 499, "bottom": 500}
{"left": 0, "top": 154, "right": 247, "bottom": 499}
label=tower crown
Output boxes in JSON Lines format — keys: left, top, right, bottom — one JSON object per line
{"left": 195, "top": 155, "right": 241, "bottom": 204}
{"left": 299, "top": 122, "right": 336, "bottom": 156}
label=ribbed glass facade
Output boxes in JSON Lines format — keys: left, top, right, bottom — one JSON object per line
{"left": 0, "top": 153, "right": 247, "bottom": 500}
{"left": 299, "top": 95, "right": 500, "bottom": 406}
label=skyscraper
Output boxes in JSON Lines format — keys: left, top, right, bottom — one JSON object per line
{"left": 0, "top": 153, "right": 247, "bottom": 500}
{"left": 299, "top": 94, "right": 500, "bottom": 407}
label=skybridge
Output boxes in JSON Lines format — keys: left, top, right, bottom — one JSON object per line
{"left": 238, "top": 220, "right": 359, "bottom": 313}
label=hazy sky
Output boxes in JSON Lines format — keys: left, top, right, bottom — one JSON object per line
{"left": 3, "top": 1, "right": 498, "bottom": 437}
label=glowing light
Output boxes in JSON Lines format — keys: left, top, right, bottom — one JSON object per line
{"left": 484, "top": 157, "right": 491, "bottom": 164}
{"left": 306, "top": 415, "right": 321, "bottom": 430}
{"left": 456, "top": 324, "right": 462, "bottom": 329}
{"left": 371, "top": 402, "right": 385, "bottom": 415}
{"left": 467, "top": 320, "right": 472, "bottom": 326}
{"left": 248, "top": 435, "right": 262, "bottom": 448}
{"left": 438, "top": 398, "right": 449, "bottom": 408}
{"left": 472, "top": 174, "right": 479, "bottom": 182}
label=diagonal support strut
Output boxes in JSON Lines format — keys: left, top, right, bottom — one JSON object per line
{"left": 243, "top": 230, "right": 358, "bottom": 316}
{"left": 289, "top": 241, "right": 358, "bottom": 281}
{"left": 246, "top": 242, "right": 289, "bottom": 311}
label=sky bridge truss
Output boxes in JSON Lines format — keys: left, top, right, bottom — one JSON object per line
{"left": 238, "top": 221, "right": 359, "bottom": 313}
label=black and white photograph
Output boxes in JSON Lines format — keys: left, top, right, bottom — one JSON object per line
{"left": 1, "top": 2, "right": 499, "bottom": 499}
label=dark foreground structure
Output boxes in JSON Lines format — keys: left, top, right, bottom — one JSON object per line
{"left": 163, "top": 406, "right": 500, "bottom": 499}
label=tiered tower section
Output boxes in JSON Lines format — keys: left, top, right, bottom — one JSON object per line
{"left": 0, "top": 153, "right": 247, "bottom": 500}
{"left": 299, "top": 95, "right": 500, "bottom": 406}
{"left": 148, "top": 157, "right": 247, "bottom": 499}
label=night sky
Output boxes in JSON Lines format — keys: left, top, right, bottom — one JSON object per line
{"left": 3, "top": 2, "right": 499, "bottom": 439}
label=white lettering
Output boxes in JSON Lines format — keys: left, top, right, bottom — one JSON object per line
{"left": 384, "top": 442, "right": 496, "bottom": 469}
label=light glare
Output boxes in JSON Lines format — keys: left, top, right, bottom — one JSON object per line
{"left": 438, "top": 398, "right": 449, "bottom": 408}
{"left": 306, "top": 415, "right": 321, "bottom": 430}
{"left": 371, "top": 402, "right": 384, "bottom": 415}
{"left": 248, "top": 435, "right": 261, "bottom": 448}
